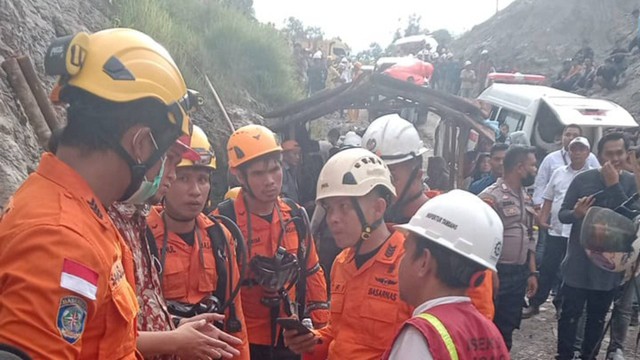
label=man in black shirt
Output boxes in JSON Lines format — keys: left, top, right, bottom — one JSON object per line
{"left": 556, "top": 132, "right": 637, "bottom": 360}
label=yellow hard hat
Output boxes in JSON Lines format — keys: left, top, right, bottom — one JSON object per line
{"left": 224, "top": 187, "right": 242, "bottom": 200}
{"left": 227, "top": 125, "right": 282, "bottom": 168}
{"left": 45, "top": 28, "right": 193, "bottom": 136}
{"left": 178, "top": 125, "right": 216, "bottom": 169}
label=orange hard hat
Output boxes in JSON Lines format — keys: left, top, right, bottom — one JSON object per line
{"left": 282, "top": 140, "right": 300, "bottom": 152}
{"left": 227, "top": 124, "right": 282, "bottom": 168}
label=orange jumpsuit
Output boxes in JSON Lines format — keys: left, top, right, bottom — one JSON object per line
{"left": 213, "top": 192, "right": 330, "bottom": 346}
{"left": 0, "top": 153, "right": 140, "bottom": 359}
{"left": 467, "top": 269, "right": 495, "bottom": 320}
{"left": 147, "top": 208, "right": 250, "bottom": 360}
{"left": 305, "top": 231, "right": 413, "bottom": 360}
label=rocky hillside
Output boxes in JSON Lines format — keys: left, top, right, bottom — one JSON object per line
{"left": 0, "top": 0, "right": 114, "bottom": 205}
{"left": 453, "top": 0, "right": 640, "bottom": 117}
{"left": 0, "top": 0, "right": 268, "bottom": 205}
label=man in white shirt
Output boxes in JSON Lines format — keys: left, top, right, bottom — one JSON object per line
{"left": 531, "top": 124, "right": 600, "bottom": 294}
{"left": 382, "top": 190, "right": 509, "bottom": 360}
{"left": 533, "top": 125, "right": 600, "bottom": 206}
{"left": 524, "top": 136, "right": 593, "bottom": 318}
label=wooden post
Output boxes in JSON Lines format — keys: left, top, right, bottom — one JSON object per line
{"left": 2, "top": 58, "right": 51, "bottom": 147}
{"left": 16, "top": 56, "right": 61, "bottom": 131}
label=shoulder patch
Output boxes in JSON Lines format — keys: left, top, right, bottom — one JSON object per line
{"left": 57, "top": 296, "right": 88, "bottom": 344}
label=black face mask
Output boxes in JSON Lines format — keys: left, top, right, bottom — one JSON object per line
{"left": 522, "top": 173, "right": 536, "bottom": 187}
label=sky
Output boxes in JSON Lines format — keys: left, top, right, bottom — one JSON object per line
{"left": 254, "top": 0, "right": 516, "bottom": 52}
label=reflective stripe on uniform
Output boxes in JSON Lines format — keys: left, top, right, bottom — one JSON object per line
{"left": 417, "top": 313, "right": 459, "bottom": 360}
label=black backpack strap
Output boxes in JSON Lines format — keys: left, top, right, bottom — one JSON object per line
{"left": 281, "top": 197, "right": 313, "bottom": 317}
{"left": 206, "top": 214, "right": 246, "bottom": 333}
{"left": 216, "top": 199, "right": 237, "bottom": 224}
{"left": 145, "top": 226, "right": 162, "bottom": 275}
{"left": 205, "top": 217, "right": 229, "bottom": 309}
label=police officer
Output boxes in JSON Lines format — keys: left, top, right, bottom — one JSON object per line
{"left": 479, "top": 146, "right": 539, "bottom": 350}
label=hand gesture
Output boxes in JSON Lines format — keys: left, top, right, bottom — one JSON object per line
{"left": 602, "top": 161, "right": 620, "bottom": 187}
{"left": 574, "top": 196, "right": 595, "bottom": 219}
{"left": 175, "top": 314, "right": 242, "bottom": 360}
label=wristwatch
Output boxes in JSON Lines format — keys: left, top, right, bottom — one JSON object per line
{"left": 528, "top": 271, "right": 540, "bottom": 279}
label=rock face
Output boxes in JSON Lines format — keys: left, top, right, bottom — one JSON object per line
{"left": 0, "top": 0, "right": 112, "bottom": 205}
{"left": 452, "top": 0, "right": 640, "bottom": 119}
{"left": 454, "top": 0, "right": 637, "bottom": 73}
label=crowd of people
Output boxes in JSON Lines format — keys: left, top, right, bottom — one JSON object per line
{"left": 2, "top": 26, "right": 640, "bottom": 360}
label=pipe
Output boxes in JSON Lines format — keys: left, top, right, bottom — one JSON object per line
{"left": 16, "top": 56, "right": 61, "bottom": 132}
{"left": 2, "top": 57, "right": 51, "bottom": 148}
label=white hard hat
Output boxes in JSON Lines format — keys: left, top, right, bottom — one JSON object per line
{"left": 395, "top": 190, "right": 503, "bottom": 271}
{"left": 313, "top": 51, "right": 323, "bottom": 59}
{"left": 342, "top": 131, "right": 362, "bottom": 148}
{"left": 316, "top": 148, "right": 396, "bottom": 203}
{"left": 464, "top": 60, "right": 473, "bottom": 66}
{"left": 362, "top": 114, "right": 428, "bottom": 166}
{"left": 481, "top": 49, "right": 489, "bottom": 55}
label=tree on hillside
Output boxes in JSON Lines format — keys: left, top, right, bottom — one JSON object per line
{"left": 283, "top": 17, "right": 306, "bottom": 41}
{"left": 404, "top": 13, "right": 426, "bottom": 37}
{"left": 305, "top": 26, "right": 324, "bottom": 40}
{"left": 432, "top": 29, "right": 453, "bottom": 47}
{"left": 356, "top": 42, "right": 384, "bottom": 64}
{"left": 282, "top": 17, "right": 325, "bottom": 42}
{"left": 220, "top": 0, "right": 254, "bottom": 17}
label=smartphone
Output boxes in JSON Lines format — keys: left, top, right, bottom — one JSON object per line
{"left": 590, "top": 189, "right": 605, "bottom": 199}
{"left": 276, "top": 318, "right": 312, "bottom": 335}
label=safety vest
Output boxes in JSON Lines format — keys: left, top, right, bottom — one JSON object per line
{"left": 382, "top": 301, "right": 509, "bottom": 360}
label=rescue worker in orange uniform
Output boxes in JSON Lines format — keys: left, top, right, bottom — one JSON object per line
{"left": 147, "top": 125, "right": 250, "bottom": 359}
{"left": 214, "top": 125, "right": 330, "bottom": 360}
{"left": 382, "top": 190, "right": 509, "bottom": 359}
{"left": 283, "top": 148, "right": 413, "bottom": 360}
{"left": 0, "top": 28, "right": 193, "bottom": 359}
{"left": 361, "top": 114, "right": 496, "bottom": 320}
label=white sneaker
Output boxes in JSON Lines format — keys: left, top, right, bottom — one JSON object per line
{"left": 607, "top": 349, "right": 625, "bottom": 360}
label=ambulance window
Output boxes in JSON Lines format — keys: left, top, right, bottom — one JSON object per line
{"left": 489, "top": 106, "right": 500, "bottom": 121}
{"left": 497, "top": 109, "right": 525, "bottom": 132}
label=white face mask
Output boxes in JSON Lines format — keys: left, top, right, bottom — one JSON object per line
{"left": 122, "top": 131, "right": 166, "bottom": 205}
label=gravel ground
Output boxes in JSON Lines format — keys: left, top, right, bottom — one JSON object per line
{"left": 512, "top": 299, "right": 640, "bottom": 359}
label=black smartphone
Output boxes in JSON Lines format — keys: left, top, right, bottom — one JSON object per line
{"left": 590, "top": 189, "right": 605, "bottom": 199}
{"left": 276, "top": 318, "right": 312, "bottom": 335}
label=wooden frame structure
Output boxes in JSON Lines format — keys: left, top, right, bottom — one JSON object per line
{"left": 263, "top": 73, "right": 496, "bottom": 189}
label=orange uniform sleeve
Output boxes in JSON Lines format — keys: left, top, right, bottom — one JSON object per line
{"left": 301, "top": 323, "right": 334, "bottom": 360}
{"left": 466, "top": 269, "right": 495, "bottom": 320}
{"left": 302, "top": 235, "right": 330, "bottom": 327}
{"left": 0, "top": 226, "right": 105, "bottom": 359}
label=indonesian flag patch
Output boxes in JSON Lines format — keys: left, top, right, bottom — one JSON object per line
{"left": 60, "top": 259, "right": 99, "bottom": 300}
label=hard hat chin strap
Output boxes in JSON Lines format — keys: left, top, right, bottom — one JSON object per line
{"left": 350, "top": 197, "right": 384, "bottom": 256}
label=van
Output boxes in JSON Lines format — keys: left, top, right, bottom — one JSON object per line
{"left": 478, "top": 83, "right": 637, "bottom": 154}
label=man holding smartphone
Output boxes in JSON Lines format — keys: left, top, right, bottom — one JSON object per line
{"left": 556, "top": 132, "right": 637, "bottom": 360}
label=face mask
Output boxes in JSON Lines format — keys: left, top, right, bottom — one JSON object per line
{"left": 123, "top": 156, "right": 166, "bottom": 205}
{"left": 522, "top": 173, "right": 535, "bottom": 187}
{"left": 122, "top": 131, "right": 166, "bottom": 205}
